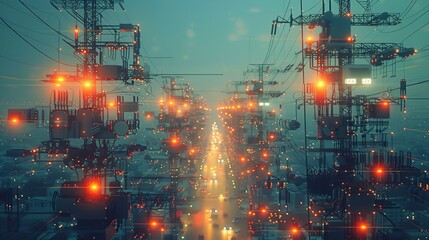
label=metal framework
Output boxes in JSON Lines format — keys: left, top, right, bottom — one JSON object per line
{"left": 271, "top": 0, "right": 417, "bottom": 239}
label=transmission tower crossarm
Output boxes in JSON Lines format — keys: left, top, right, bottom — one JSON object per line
{"left": 305, "top": 43, "right": 404, "bottom": 59}
{"left": 50, "top": 0, "right": 119, "bottom": 10}
{"left": 275, "top": 12, "right": 401, "bottom": 27}
{"left": 351, "top": 12, "right": 401, "bottom": 26}
{"left": 272, "top": 11, "right": 401, "bottom": 36}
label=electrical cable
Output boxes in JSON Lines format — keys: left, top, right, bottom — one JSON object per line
{"left": 0, "top": 18, "right": 54, "bottom": 35}
{"left": 278, "top": 32, "right": 300, "bottom": 71}
{"left": 402, "top": 2, "right": 429, "bottom": 20}
{"left": 0, "top": 17, "right": 75, "bottom": 67}
{"left": 0, "top": 19, "right": 62, "bottom": 51}
{"left": 0, "top": 0, "right": 28, "bottom": 15}
{"left": 303, "top": 1, "right": 321, "bottom": 13}
{"left": 0, "top": 53, "right": 44, "bottom": 69}
{"left": 402, "top": 0, "right": 418, "bottom": 18}
{"left": 262, "top": 0, "right": 291, "bottom": 65}
{"left": 271, "top": 28, "right": 292, "bottom": 66}
{"left": 401, "top": 22, "right": 429, "bottom": 43}
{"left": 361, "top": 2, "right": 429, "bottom": 42}
{"left": 380, "top": 8, "right": 429, "bottom": 33}
{"left": 367, "top": 79, "right": 429, "bottom": 97}
{"left": 0, "top": 75, "right": 43, "bottom": 81}
{"left": 18, "top": 0, "right": 73, "bottom": 41}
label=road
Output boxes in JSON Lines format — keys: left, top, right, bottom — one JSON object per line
{"left": 182, "top": 123, "right": 252, "bottom": 240}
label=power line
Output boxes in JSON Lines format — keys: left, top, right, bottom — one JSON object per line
{"left": 403, "top": 2, "right": 429, "bottom": 20}
{"left": 0, "top": 19, "right": 55, "bottom": 35}
{"left": 0, "top": 75, "right": 44, "bottom": 81}
{"left": 0, "top": 0, "right": 28, "bottom": 15}
{"left": 0, "top": 17, "right": 74, "bottom": 67}
{"left": 0, "top": 19, "right": 61, "bottom": 51}
{"left": 303, "top": 1, "right": 321, "bottom": 13}
{"left": 361, "top": 2, "right": 429, "bottom": 42}
{"left": 367, "top": 79, "right": 429, "bottom": 97}
{"left": 402, "top": 22, "right": 429, "bottom": 43}
{"left": 272, "top": 28, "right": 292, "bottom": 66}
{"left": 380, "top": 6, "right": 429, "bottom": 34}
{"left": 0, "top": 53, "right": 44, "bottom": 69}
{"left": 263, "top": 0, "right": 292, "bottom": 65}
{"left": 402, "top": 0, "right": 418, "bottom": 18}
{"left": 18, "top": 0, "right": 73, "bottom": 42}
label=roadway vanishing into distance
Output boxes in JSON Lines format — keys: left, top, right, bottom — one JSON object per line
{"left": 2, "top": 1, "right": 429, "bottom": 239}
{"left": 182, "top": 124, "right": 251, "bottom": 240}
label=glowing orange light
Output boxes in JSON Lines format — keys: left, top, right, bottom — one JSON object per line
{"left": 360, "top": 224, "right": 367, "bottom": 231}
{"left": 11, "top": 118, "right": 19, "bottom": 124}
{"left": 261, "top": 209, "right": 267, "bottom": 213}
{"left": 307, "top": 36, "right": 313, "bottom": 42}
{"left": 90, "top": 183, "right": 98, "bottom": 191}
{"left": 88, "top": 181, "right": 100, "bottom": 195}
{"left": 57, "top": 77, "right": 64, "bottom": 82}
{"left": 269, "top": 134, "right": 275, "bottom": 140}
{"left": 151, "top": 221, "right": 157, "bottom": 227}
{"left": 347, "top": 36, "right": 353, "bottom": 42}
{"left": 316, "top": 80, "right": 325, "bottom": 88}
{"left": 240, "top": 157, "right": 246, "bottom": 162}
{"left": 376, "top": 168, "right": 383, "bottom": 174}
{"left": 171, "top": 137, "right": 179, "bottom": 145}
{"left": 83, "top": 81, "right": 92, "bottom": 88}
{"left": 55, "top": 83, "right": 61, "bottom": 88}
{"left": 292, "top": 227, "right": 298, "bottom": 234}
{"left": 383, "top": 101, "right": 389, "bottom": 106}
{"left": 169, "top": 101, "right": 174, "bottom": 105}
{"left": 109, "top": 102, "right": 115, "bottom": 107}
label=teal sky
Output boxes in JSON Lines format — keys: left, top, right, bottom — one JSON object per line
{"left": 0, "top": 0, "right": 428, "bottom": 113}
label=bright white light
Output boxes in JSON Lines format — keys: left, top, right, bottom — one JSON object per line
{"left": 264, "top": 102, "right": 270, "bottom": 106}
{"left": 362, "top": 78, "right": 372, "bottom": 84}
{"left": 345, "top": 78, "right": 357, "bottom": 84}
{"left": 258, "top": 102, "right": 264, "bottom": 106}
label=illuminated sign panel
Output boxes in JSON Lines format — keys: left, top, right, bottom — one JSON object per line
{"left": 345, "top": 78, "right": 357, "bottom": 84}
{"left": 343, "top": 64, "right": 372, "bottom": 85}
{"left": 362, "top": 78, "right": 372, "bottom": 85}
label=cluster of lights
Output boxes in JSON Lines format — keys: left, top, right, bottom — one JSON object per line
{"left": 371, "top": 48, "right": 417, "bottom": 66}
{"left": 217, "top": 105, "right": 243, "bottom": 110}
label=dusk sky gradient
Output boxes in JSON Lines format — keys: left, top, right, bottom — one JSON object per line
{"left": 1, "top": 0, "right": 428, "bottom": 115}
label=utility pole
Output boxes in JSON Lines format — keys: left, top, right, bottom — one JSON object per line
{"left": 13, "top": 0, "right": 150, "bottom": 238}
{"left": 272, "top": 0, "right": 417, "bottom": 238}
